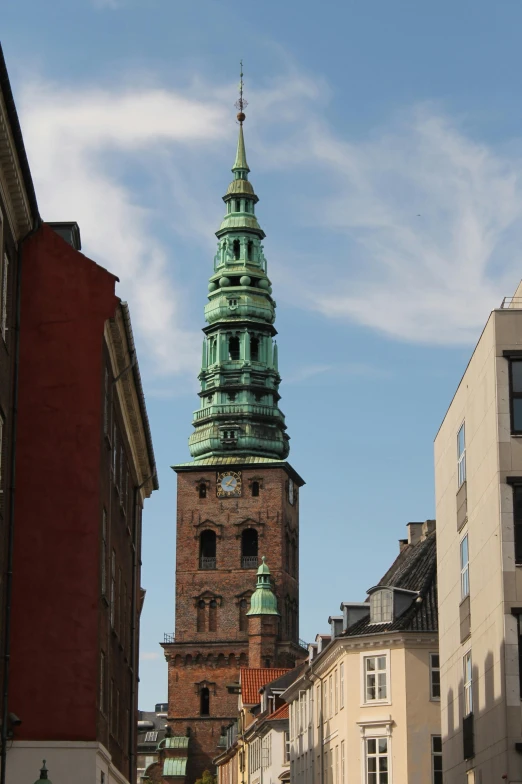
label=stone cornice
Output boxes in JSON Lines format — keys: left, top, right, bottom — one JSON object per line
{"left": 0, "top": 88, "right": 33, "bottom": 240}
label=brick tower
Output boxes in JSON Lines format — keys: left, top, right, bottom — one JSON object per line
{"left": 162, "top": 72, "right": 305, "bottom": 783}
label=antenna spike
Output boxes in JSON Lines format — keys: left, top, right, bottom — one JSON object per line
{"left": 235, "top": 60, "right": 247, "bottom": 124}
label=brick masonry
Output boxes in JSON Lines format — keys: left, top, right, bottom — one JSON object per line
{"left": 162, "top": 464, "right": 303, "bottom": 783}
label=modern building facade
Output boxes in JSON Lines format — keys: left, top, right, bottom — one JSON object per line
{"left": 162, "top": 101, "right": 305, "bottom": 783}
{"left": 284, "top": 521, "right": 440, "bottom": 784}
{"left": 5, "top": 222, "right": 158, "bottom": 784}
{"left": 0, "top": 44, "right": 39, "bottom": 776}
{"left": 435, "top": 284, "right": 522, "bottom": 783}
{"left": 137, "top": 703, "right": 169, "bottom": 782}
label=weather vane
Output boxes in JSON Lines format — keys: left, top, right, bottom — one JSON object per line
{"left": 235, "top": 60, "right": 247, "bottom": 124}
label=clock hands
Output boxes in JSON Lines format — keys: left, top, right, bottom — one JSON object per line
{"left": 225, "top": 478, "right": 236, "bottom": 487}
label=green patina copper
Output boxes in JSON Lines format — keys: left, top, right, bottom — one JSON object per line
{"left": 188, "top": 117, "right": 289, "bottom": 461}
{"left": 247, "top": 556, "right": 280, "bottom": 616}
{"left": 34, "top": 761, "right": 52, "bottom": 784}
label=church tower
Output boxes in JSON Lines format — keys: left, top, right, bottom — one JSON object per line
{"left": 163, "top": 75, "right": 305, "bottom": 783}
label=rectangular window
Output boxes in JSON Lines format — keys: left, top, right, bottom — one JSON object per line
{"left": 513, "top": 486, "right": 522, "bottom": 564}
{"left": 110, "top": 550, "right": 116, "bottom": 627}
{"left": 316, "top": 685, "right": 321, "bottom": 726}
{"left": 430, "top": 653, "right": 441, "bottom": 700}
{"left": 1, "top": 253, "right": 8, "bottom": 341}
{"left": 340, "top": 741, "right": 345, "bottom": 784}
{"left": 510, "top": 360, "right": 522, "bottom": 433}
{"left": 335, "top": 745, "right": 339, "bottom": 784}
{"left": 323, "top": 680, "right": 328, "bottom": 723}
{"left": 339, "top": 662, "right": 344, "bottom": 709}
{"left": 432, "top": 736, "right": 442, "bottom": 784}
{"left": 334, "top": 669, "right": 338, "bottom": 714}
{"left": 100, "top": 650, "right": 106, "bottom": 713}
{"left": 144, "top": 730, "right": 158, "bottom": 742}
{"left": 457, "top": 423, "right": 466, "bottom": 487}
{"left": 284, "top": 731, "right": 290, "bottom": 763}
{"left": 460, "top": 534, "right": 470, "bottom": 600}
{"left": 323, "top": 751, "right": 328, "bottom": 784}
{"left": 365, "top": 737, "right": 389, "bottom": 784}
{"left": 364, "top": 655, "right": 388, "bottom": 702}
{"left": 329, "top": 674, "right": 333, "bottom": 718}
{"left": 463, "top": 651, "right": 473, "bottom": 715}
{"left": 101, "top": 509, "right": 107, "bottom": 596}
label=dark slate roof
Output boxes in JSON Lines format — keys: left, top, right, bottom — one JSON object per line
{"left": 262, "top": 662, "right": 307, "bottom": 694}
{"left": 344, "top": 532, "right": 438, "bottom": 636}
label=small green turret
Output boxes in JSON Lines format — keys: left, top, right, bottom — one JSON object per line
{"left": 34, "top": 761, "right": 52, "bottom": 784}
{"left": 247, "top": 557, "right": 280, "bottom": 616}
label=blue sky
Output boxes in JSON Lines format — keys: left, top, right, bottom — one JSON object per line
{"left": 4, "top": 0, "right": 522, "bottom": 709}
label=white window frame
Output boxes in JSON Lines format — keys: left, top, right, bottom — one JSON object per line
{"left": 357, "top": 720, "right": 393, "bottom": 784}
{"left": 334, "top": 669, "right": 338, "bottom": 714}
{"left": 460, "top": 534, "right": 470, "bottom": 600}
{"left": 463, "top": 650, "right": 473, "bottom": 716}
{"left": 370, "top": 589, "right": 393, "bottom": 624}
{"left": 457, "top": 422, "right": 466, "bottom": 487}
{"left": 323, "top": 679, "right": 328, "bottom": 723}
{"left": 316, "top": 685, "right": 321, "bottom": 726}
{"left": 339, "top": 662, "right": 344, "bottom": 709}
{"left": 284, "top": 731, "right": 290, "bottom": 763}
{"left": 341, "top": 741, "right": 345, "bottom": 784}
{"left": 429, "top": 653, "right": 440, "bottom": 701}
{"left": 431, "top": 735, "right": 442, "bottom": 784}
{"left": 329, "top": 674, "right": 333, "bottom": 718}
{"left": 365, "top": 736, "right": 389, "bottom": 784}
{"left": 361, "top": 650, "right": 391, "bottom": 706}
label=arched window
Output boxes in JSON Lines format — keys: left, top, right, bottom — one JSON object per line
{"left": 200, "top": 687, "right": 210, "bottom": 716}
{"left": 197, "top": 600, "right": 206, "bottom": 632}
{"left": 233, "top": 239, "right": 241, "bottom": 260}
{"left": 209, "top": 600, "right": 217, "bottom": 632}
{"left": 229, "top": 336, "right": 240, "bottom": 360}
{"left": 264, "top": 658, "right": 271, "bottom": 667}
{"left": 198, "top": 483, "right": 207, "bottom": 499}
{"left": 241, "top": 528, "right": 258, "bottom": 568}
{"left": 247, "top": 240, "right": 253, "bottom": 261}
{"left": 210, "top": 338, "right": 217, "bottom": 364}
{"left": 251, "top": 481, "right": 260, "bottom": 497}
{"left": 239, "top": 598, "right": 249, "bottom": 631}
{"left": 200, "top": 530, "right": 216, "bottom": 570}
{"left": 250, "top": 336, "right": 259, "bottom": 362}
{"left": 239, "top": 652, "right": 248, "bottom": 666}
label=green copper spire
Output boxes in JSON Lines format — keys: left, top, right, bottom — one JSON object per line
{"left": 34, "top": 761, "right": 52, "bottom": 784}
{"left": 247, "top": 557, "right": 280, "bottom": 616}
{"left": 188, "top": 74, "right": 290, "bottom": 461}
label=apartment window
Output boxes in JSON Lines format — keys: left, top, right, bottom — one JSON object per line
{"left": 513, "top": 485, "right": 522, "bottom": 564}
{"left": 101, "top": 509, "right": 107, "bottom": 597}
{"left": 430, "top": 653, "right": 441, "bottom": 700}
{"left": 329, "top": 674, "right": 333, "bottom": 718}
{"left": 284, "top": 731, "right": 290, "bottom": 763}
{"left": 510, "top": 360, "right": 522, "bottom": 433}
{"left": 457, "top": 423, "right": 466, "bottom": 487}
{"left": 463, "top": 651, "right": 473, "bottom": 715}
{"left": 316, "top": 685, "right": 321, "bottom": 726}
{"left": 323, "top": 751, "right": 328, "bottom": 784}
{"left": 432, "top": 736, "right": 442, "bottom": 784}
{"left": 335, "top": 746, "right": 339, "bottom": 784}
{"left": 364, "top": 655, "right": 388, "bottom": 703}
{"left": 100, "top": 651, "right": 106, "bottom": 713}
{"left": 110, "top": 679, "right": 115, "bottom": 733}
{"left": 200, "top": 686, "right": 210, "bottom": 716}
{"left": 370, "top": 589, "right": 393, "bottom": 624}
{"left": 365, "top": 737, "right": 389, "bottom": 784}
{"left": 339, "top": 662, "right": 344, "bottom": 709}
{"left": 340, "top": 741, "right": 345, "bottom": 784}
{"left": 1, "top": 253, "right": 8, "bottom": 341}
{"left": 110, "top": 550, "right": 116, "bottom": 627}
{"left": 334, "top": 669, "right": 338, "bottom": 713}
{"left": 323, "top": 680, "right": 328, "bottom": 721}
{"left": 460, "top": 534, "right": 470, "bottom": 599}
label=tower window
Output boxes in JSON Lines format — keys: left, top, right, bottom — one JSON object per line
{"left": 247, "top": 240, "right": 254, "bottom": 261}
{"left": 229, "top": 336, "right": 240, "bottom": 360}
{"left": 198, "top": 483, "right": 207, "bottom": 499}
{"left": 250, "top": 336, "right": 259, "bottom": 361}
{"left": 241, "top": 528, "right": 258, "bottom": 568}
{"left": 197, "top": 600, "right": 206, "bottom": 632}
{"left": 235, "top": 200, "right": 241, "bottom": 212}
{"left": 200, "top": 687, "right": 210, "bottom": 716}
{"left": 233, "top": 239, "right": 241, "bottom": 260}
{"left": 209, "top": 600, "right": 217, "bottom": 632}
{"left": 200, "top": 530, "right": 216, "bottom": 570}
{"left": 210, "top": 338, "right": 217, "bottom": 364}
{"left": 251, "top": 481, "right": 260, "bottom": 497}
{"left": 239, "top": 598, "right": 248, "bottom": 632}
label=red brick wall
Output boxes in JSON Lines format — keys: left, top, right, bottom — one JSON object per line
{"left": 164, "top": 465, "right": 301, "bottom": 783}
{"left": 9, "top": 224, "right": 118, "bottom": 741}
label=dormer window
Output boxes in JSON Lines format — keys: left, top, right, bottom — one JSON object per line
{"left": 370, "top": 589, "right": 393, "bottom": 624}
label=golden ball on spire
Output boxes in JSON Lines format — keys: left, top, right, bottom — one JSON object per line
{"left": 237, "top": 111, "right": 246, "bottom": 123}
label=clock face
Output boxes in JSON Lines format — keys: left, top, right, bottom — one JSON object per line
{"left": 216, "top": 470, "right": 242, "bottom": 498}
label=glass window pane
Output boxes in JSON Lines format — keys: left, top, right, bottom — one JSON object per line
{"left": 432, "top": 736, "right": 442, "bottom": 753}
{"left": 367, "top": 774, "right": 376, "bottom": 784}
{"left": 367, "top": 739, "right": 376, "bottom": 754}
{"left": 367, "top": 759, "right": 377, "bottom": 773}
{"left": 377, "top": 674, "right": 387, "bottom": 699}
{"left": 457, "top": 424, "right": 465, "bottom": 457}
{"left": 377, "top": 657, "right": 386, "bottom": 670}
{"left": 380, "top": 774, "right": 388, "bottom": 784}
{"left": 379, "top": 758, "right": 388, "bottom": 772}
{"left": 514, "top": 398, "right": 522, "bottom": 431}
{"left": 513, "top": 361, "right": 522, "bottom": 393}
{"left": 432, "top": 654, "right": 440, "bottom": 668}
{"left": 366, "top": 658, "right": 375, "bottom": 672}
{"left": 378, "top": 738, "right": 387, "bottom": 753}
{"left": 460, "top": 536, "right": 468, "bottom": 567}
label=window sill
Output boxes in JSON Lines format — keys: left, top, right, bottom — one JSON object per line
{"left": 360, "top": 700, "right": 392, "bottom": 708}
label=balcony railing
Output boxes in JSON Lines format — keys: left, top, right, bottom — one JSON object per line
{"left": 164, "top": 633, "right": 175, "bottom": 643}
{"left": 200, "top": 557, "right": 217, "bottom": 570}
{"left": 194, "top": 403, "right": 285, "bottom": 423}
{"left": 298, "top": 638, "right": 309, "bottom": 650}
{"left": 241, "top": 555, "right": 258, "bottom": 569}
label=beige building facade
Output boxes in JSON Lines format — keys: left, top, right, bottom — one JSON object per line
{"left": 435, "top": 285, "right": 522, "bottom": 783}
{"left": 283, "top": 522, "right": 440, "bottom": 784}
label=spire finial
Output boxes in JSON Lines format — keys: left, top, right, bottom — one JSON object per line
{"left": 235, "top": 60, "right": 247, "bottom": 124}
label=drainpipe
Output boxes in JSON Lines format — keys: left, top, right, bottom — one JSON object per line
{"left": 128, "top": 469, "right": 155, "bottom": 784}
{"left": 0, "top": 218, "right": 41, "bottom": 784}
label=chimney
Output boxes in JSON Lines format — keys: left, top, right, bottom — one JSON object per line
{"left": 407, "top": 522, "right": 424, "bottom": 545}
{"left": 399, "top": 538, "right": 408, "bottom": 552}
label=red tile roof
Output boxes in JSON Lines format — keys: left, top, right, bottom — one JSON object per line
{"left": 240, "top": 668, "right": 290, "bottom": 705}
{"left": 269, "top": 703, "right": 289, "bottom": 720}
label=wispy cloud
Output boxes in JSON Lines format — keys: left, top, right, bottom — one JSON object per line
{"left": 140, "top": 651, "right": 161, "bottom": 661}
{"left": 285, "top": 362, "right": 386, "bottom": 384}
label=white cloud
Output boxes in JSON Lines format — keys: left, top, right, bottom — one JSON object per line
{"left": 140, "top": 651, "right": 161, "bottom": 661}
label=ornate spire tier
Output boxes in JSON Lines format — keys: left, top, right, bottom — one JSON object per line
{"left": 188, "top": 97, "right": 289, "bottom": 460}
